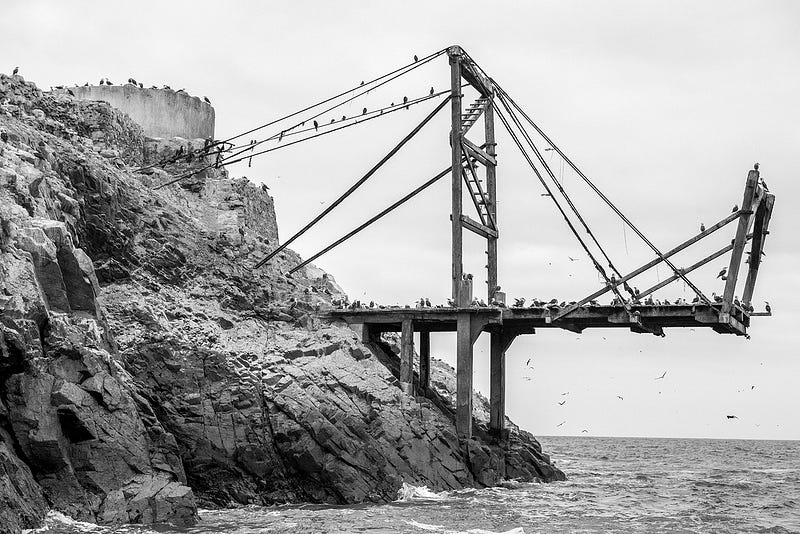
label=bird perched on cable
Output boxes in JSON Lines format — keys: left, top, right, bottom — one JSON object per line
{"left": 313, "top": 120, "right": 319, "bottom": 132}
{"left": 362, "top": 107, "right": 367, "bottom": 115}
{"left": 717, "top": 268, "right": 727, "bottom": 279}
{"left": 360, "top": 80, "right": 364, "bottom": 86}
{"left": 700, "top": 223, "right": 706, "bottom": 232}
{"left": 429, "top": 87, "right": 434, "bottom": 95}
{"left": 341, "top": 115, "right": 346, "bottom": 121}
{"left": 732, "top": 204, "right": 738, "bottom": 213}
{"left": 12, "top": 66, "right": 19, "bottom": 75}
{"left": 413, "top": 55, "right": 418, "bottom": 62}
{"left": 403, "top": 96, "right": 408, "bottom": 109}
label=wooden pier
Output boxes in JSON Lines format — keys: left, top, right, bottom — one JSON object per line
{"left": 328, "top": 302, "right": 751, "bottom": 439}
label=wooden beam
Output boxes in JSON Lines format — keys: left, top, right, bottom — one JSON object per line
{"left": 721, "top": 169, "right": 760, "bottom": 315}
{"left": 463, "top": 137, "right": 497, "bottom": 166}
{"left": 460, "top": 58, "right": 493, "bottom": 96}
{"left": 450, "top": 48, "right": 464, "bottom": 302}
{"left": 553, "top": 209, "right": 743, "bottom": 320}
{"left": 456, "top": 313, "right": 474, "bottom": 439}
{"left": 485, "top": 97, "right": 498, "bottom": 303}
{"left": 742, "top": 193, "right": 775, "bottom": 307}
{"left": 461, "top": 214, "right": 498, "bottom": 239}
{"left": 400, "top": 319, "right": 414, "bottom": 395}
{"left": 419, "top": 330, "right": 431, "bottom": 394}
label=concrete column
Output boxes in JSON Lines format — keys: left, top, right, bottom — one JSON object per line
{"left": 419, "top": 330, "right": 431, "bottom": 394}
{"left": 489, "top": 332, "right": 506, "bottom": 438}
{"left": 400, "top": 319, "right": 414, "bottom": 395}
{"left": 456, "top": 313, "right": 473, "bottom": 438}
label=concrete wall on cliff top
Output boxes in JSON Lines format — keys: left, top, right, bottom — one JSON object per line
{"left": 70, "top": 85, "right": 214, "bottom": 140}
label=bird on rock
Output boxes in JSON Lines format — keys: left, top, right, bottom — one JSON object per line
{"left": 13, "top": 66, "right": 19, "bottom": 75}
{"left": 203, "top": 96, "right": 211, "bottom": 104}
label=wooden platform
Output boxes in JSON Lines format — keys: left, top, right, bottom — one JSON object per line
{"left": 324, "top": 303, "right": 751, "bottom": 441}
{"left": 327, "top": 303, "right": 750, "bottom": 337}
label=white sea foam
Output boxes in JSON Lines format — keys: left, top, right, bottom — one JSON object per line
{"left": 22, "top": 511, "right": 105, "bottom": 533}
{"left": 396, "top": 482, "right": 447, "bottom": 501}
{"left": 405, "top": 519, "right": 446, "bottom": 531}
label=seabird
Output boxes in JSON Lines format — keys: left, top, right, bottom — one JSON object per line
{"left": 754, "top": 162, "right": 759, "bottom": 171}
{"left": 138, "top": 83, "right": 143, "bottom": 88}
{"left": 12, "top": 66, "right": 19, "bottom": 75}
{"left": 403, "top": 96, "right": 408, "bottom": 109}
{"left": 313, "top": 120, "right": 319, "bottom": 131}
{"left": 700, "top": 223, "right": 706, "bottom": 232}
{"left": 558, "top": 401, "right": 566, "bottom": 406}
{"left": 765, "top": 301, "right": 771, "bottom": 314}
{"left": 330, "top": 119, "right": 334, "bottom": 123}
{"left": 557, "top": 421, "right": 566, "bottom": 427}
{"left": 726, "top": 415, "right": 738, "bottom": 419}
{"left": 204, "top": 96, "right": 211, "bottom": 104}
{"left": 414, "top": 55, "right": 418, "bottom": 62}
{"left": 581, "top": 429, "right": 588, "bottom": 433}
{"left": 568, "top": 256, "right": 578, "bottom": 261}
{"left": 107, "top": 79, "right": 113, "bottom": 85}
{"left": 654, "top": 371, "right": 667, "bottom": 380}
{"left": 617, "top": 396, "right": 624, "bottom": 400}
{"left": 99, "top": 78, "right": 104, "bottom": 85}
{"left": 362, "top": 107, "right": 367, "bottom": 115}
{"left": 526, "top": 358, "right": 531, "bottom": 366}
{"left": 760, "top": 178, "right": 769, "bottom": 191}
{"left": 360, "top": 80, "right": 365, "bottom": 86}
{"left": 561, "top": 391, "right": 569, "bottom": 396}
{"left": 732, "top": 204, "right": 738, "bottom": 212}
{"left": 342, "top": 115, "right": 346, "bottom": 121}
{"left": 429, "top": 87, "right": 434, "bottom": 95}
{"left": 717, "top": 268, "right": 727, "bottom": 279}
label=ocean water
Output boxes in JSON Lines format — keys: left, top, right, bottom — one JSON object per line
{"left": 28, "top": 436, "right": 799, "bottom": 534}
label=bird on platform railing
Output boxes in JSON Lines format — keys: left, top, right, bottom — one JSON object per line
{"left": 765, "top": 301, "right": 771, "bottom": 314}
{"left": 754, "top": 163, "right": 759, "bottom": 171}
{"left": 425, "top": 298, "right": 431, "bottom": 307}
{"left": 513, "top": 297, "right": 526, "bottom": 307}
{"left": 717, "top": 268, "right": 727, "bottom": 279}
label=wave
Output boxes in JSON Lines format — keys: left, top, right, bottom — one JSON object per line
{"left": 396, "top": 482, "right": 448, "bottom": 502}
{"left": 23, "top": 511, "right": 107, "bottom": 534}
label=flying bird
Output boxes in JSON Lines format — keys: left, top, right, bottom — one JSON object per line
{"left": 655, "top": 371, "right": 667, "bottom": 380}
{"left": 557, "top": 421, "right": 566, "bottom": 427}
{"left": 360, "top": 80, "right": 365, "bottom": 86}
{"left": 581, "top": 429, "right": 588, "bottom": 433}
{"left": 558, "top": 401, "right": 566, "bottom": 406}
{"left": 561, "top": 391, "right": 570, "bottom": 396}
{"left": 568, "top": 256, "right": 578, "bottom": 262}
{"left": 726, "top": 415, "right": 738, "bottom": 419}
{"left": 616, "top": 396, "right": 624, "bottom": 400}
{"left": 12, "top": 66, "right": 19, "bottom": 75}
{"left": 526, "top": 358, "right": 532, "bottom": 366}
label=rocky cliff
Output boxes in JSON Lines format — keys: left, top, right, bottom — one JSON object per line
{"left": 0, "top": 74, "right": 563, "bottom": 533}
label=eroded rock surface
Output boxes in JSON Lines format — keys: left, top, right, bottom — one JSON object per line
{"left": 0, "top": 73, "right": 563, "bottom": 533}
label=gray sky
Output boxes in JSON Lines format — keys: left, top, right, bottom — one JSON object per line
{"left": 4, "top": 0, "right": 798, "bottom": 439}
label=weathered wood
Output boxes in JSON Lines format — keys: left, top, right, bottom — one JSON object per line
{"left": 721, "top": 169, "right": 760, "bottom": 315}
{"left": 489, "top": 332, "right": 507, "bottom": 437}
{"left": 460, "top": 58, "right": 493, "bottom": 96}
{"left": 634, "top": 236, "right": 750, "bottom": 301}
{"left": 742, "top": 194, "right": 775, "bottom": 307}
{"left": 461, "top": 146, "right": 495, "bottom": 228}
{"left": 461, "top": 214, "right": 498, "bottom": 239}
{"left": 400, "top": 319, "right": 414, "bottom": 395}
{"left": 463, "top": 137, "right": 497, "bottom": 167}
{"left": 553, "top": 209, "right": 744, "bottom": 320}
{"left": 485, "top": 97, "right": 498, "bottom": 303}
{"left": 419, "top": 329, "right": 431, "bottom": 393}
{"left": 450, "top": 48, "right": 464, "bottom": 302}
{"left": 456, "top": 313, "right": 474, "bottom": 438}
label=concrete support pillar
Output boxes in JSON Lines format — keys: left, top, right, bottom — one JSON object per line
{"left": 456, "top": 313, "right": 474, "bottom": 438}
{"left": 419, "top": 330, "right": 431, "bottom": 394}
{"left": 361, "top": 323, "right": 376, "bottom": 344}
{"left": 400, "top": 319, "right": 414, "bottom": 395}
{"left": 489, "top": 332, "right": 507, "bottom": 438}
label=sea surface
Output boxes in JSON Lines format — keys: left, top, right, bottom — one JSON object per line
{"left": 28, "top": 436, "right": 800, "bottom": 534}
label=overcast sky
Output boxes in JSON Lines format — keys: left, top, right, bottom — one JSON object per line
{"left": 3, "top": 0, "right": 798, "bottom": 440}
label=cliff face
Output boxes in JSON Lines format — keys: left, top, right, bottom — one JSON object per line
{"left": 0, "top": 74, "right": 563, "bottom": 533}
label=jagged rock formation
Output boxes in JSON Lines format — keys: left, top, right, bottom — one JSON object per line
{"left": 0, "top": 73, "right": 563, "bottom": 533}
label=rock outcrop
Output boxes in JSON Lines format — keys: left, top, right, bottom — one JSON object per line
{"left": 0, "top": 73, "right": 563, "bottom": 533}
